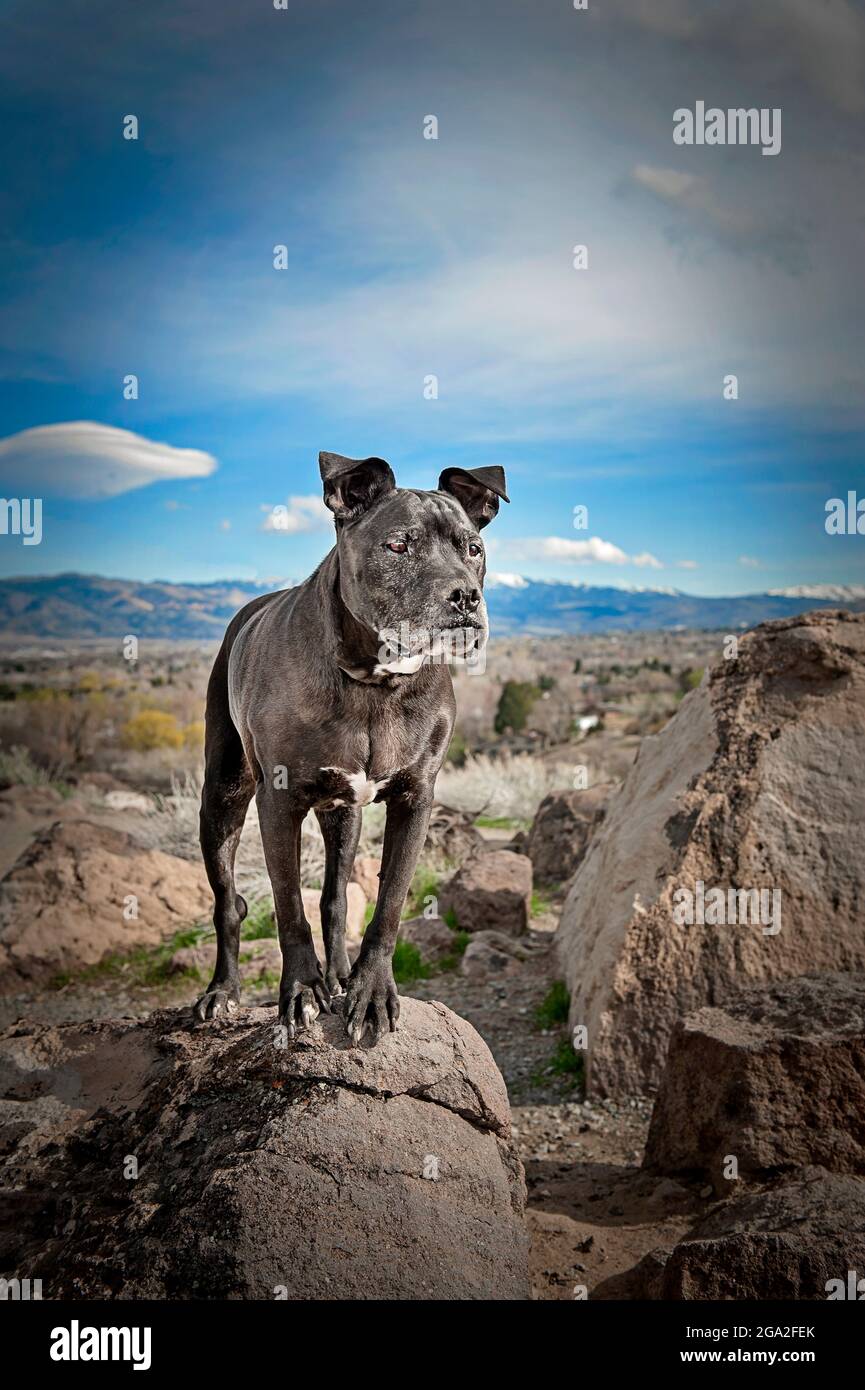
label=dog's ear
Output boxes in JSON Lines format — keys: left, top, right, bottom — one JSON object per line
{"left": 438, "top": 465, "right": 509, "bottom": 529}
{"left": 319, "top": 452, "right": 396, "bottom": 523}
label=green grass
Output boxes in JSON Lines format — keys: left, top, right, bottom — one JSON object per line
{"left": 50, "top": 925, "right": 213, "bottom": 992}
{"left": 529, "top": 1038, "right": 585, "bottom": 1092}
{"left": 362, "top": 901, "right": 376, "bottom": 930}
{"left": 240, "top": 898, "right": 277, "bottom": 941}
{"left": 392, "top": 939, "right": 432, "bottom": 985}
{"left": 548, "top": 1036, "right": 585, "bottom": 1085}
{"left": 474, "top": 814, "right": 525, "bottom": 830}
{"left": 443, "top": 906, "right": 459, "bottom": 930}
{"left": 534, "top": 979, "right": 570, "bottom": 1029}
{"left": 403, "top": 866, "right": 441, "bottom": 919}
{"left": 530, "top": 888, "right": 554, "bottom": 919}
{"left": 436, "top": 928, "right": 471, "bottom": 973}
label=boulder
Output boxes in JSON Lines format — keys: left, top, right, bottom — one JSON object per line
{"left": 0, "top": 999, "right": 529, "bottom": 1300}
{"left": 632, "top": 1172, "right": 865, "bottom": 1300}
{"left": 461, "top": 931, "right": 534, "bottom": 981}
{"left": 644, "top": 973, "right": 865, "bottom": 1187}
{"left": 556, "top": 611, "right": 865, "bottom": 1096}
{"left": 0, "top": 819, "right": 212, "bottom": 989}
{"left": 301, "top": 884, "right": 366, "bottom": 944}
{"left": 400, "top": 915, "right": 458, "bottom": 960}
{"left": 526, "top": 785, "right": 611, "bottom": 885}
{"left": 442, "top": 850, "right": 532, "bottom": 937}
{"left": 349, "top": 855, "right": 381, "bottom": 903}
{"left": 424, "top": 803, "right": 483, "bottom": 865}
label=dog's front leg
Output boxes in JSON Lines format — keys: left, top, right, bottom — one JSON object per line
{"left": 257, "top": 789, "right": 331, "bottom": 1038}
{"left": 315, "top": 805, "right": 362, "bottom": 995}
{"left": 345, "top": 792, "right": 433, "bottom": 1045}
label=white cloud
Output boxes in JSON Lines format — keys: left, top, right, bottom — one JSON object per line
{"left": 261, "top": 494, "right": 331, "bottom": 534}
{"left": 510, "top": 536, "right": 663, "bottom": 568}
{"left": 677, "top": 559, "right": 699, "bottom": 570}
{"left": 486, "top": 571, "right": 529, "bottom": 589}
{"left": 0, "top": 421, "right": 216, "bottom": 499}
{"left": 738, "top": 554, "right": 762, "bottom": 568}
{"left": 632, "top": 165, "right": 699, "bottom": 202}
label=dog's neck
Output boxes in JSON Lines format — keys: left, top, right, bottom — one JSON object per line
{"left": 320, "top": 551, "right": 421, "bottom": 686}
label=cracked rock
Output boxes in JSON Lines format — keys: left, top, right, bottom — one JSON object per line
{"left": 0, "top": 997, "right": 529, "bottom": 1299}
{"left": 556, "top": 611, "right": 865, "bottom": 1097}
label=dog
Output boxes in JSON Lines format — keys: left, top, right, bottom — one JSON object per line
{"left": 194, "top": 451, "right": 509, "bottom": 1044}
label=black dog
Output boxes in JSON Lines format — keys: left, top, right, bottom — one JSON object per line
{"left": 194, "top": 451, "right": 508, "bottom": 1044}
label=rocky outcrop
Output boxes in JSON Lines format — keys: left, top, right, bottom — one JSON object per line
{"left": 631, "top": 1172, "right": 865, "bottom": 1300}
{"left": 0, "top": 819, "right": 212, "bottom": 989}
{"left": 442, "top": 850, "right": 532, "bottom": 937}
{"left": 526, "top": 785, "right": 611, "bottom": 885}
{"left": 399, "top": 915, "right": 459, "bottom": 961}
{"left": 556, "top": 611, "right": 865, "bottom": 1096}
{"left": 643, "top": 974, "right": 865, "bottom": 1187}
{"left": 461, "top": 931, "right": 536, "bottom": 980}
{"left": 0, "top": 998, "right": 529, "bottom": 1299}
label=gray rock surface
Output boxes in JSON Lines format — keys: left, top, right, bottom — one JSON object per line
{"left": 0, "top": 997, "right": 529, "bottom": 1300}
{"left": 442, "top": 850, "right": 532, "bottom": 937}
{"left": 644, "top": 973, "right": 865, "bottom": 1186}
{"left": 632, "top": 1172, "right": 865, "bottom": 1300}
{"left": 556, "top": 611, "right": 865, "bottom": 1096}
{"left": 526, "top": 785, "right": 610, "bottom": 884}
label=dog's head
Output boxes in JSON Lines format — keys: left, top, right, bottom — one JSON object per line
{"left": 319, "top": 451, "right": 509, "bottom": 670}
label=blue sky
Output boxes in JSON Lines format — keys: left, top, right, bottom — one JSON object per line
{"left": 1, "top": 0, "right": 864, "bottom": 595}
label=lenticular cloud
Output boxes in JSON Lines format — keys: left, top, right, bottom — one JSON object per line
{"left": 0, "top": 421, "right": 217, "bottom": 498}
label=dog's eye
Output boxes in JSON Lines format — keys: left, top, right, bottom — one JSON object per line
{"left": 386, "top": 540, "right": 408, "bottom": 554}
{"left": 468, "top": 542, "right": 482, "bottom": 558}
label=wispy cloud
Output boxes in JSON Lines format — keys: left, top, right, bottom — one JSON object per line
{"left": 0, "top": 422, "right": 216, "bottom": 499}
{"left": 508, "top": 536, "right": 664, "bottom": 568}
{"left": 260, "top": 494, "right": 331, "bottom": 534}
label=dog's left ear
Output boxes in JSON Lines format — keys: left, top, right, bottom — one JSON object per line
{"left": 319, "top": 451, "right": 396, "bottom": 523}
{"left": 438, "top": 465, "right": 509, "bottom": 529}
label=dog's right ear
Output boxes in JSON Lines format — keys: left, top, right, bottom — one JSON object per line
{"left": 319, "top": 452, "right": 396, "bottom": 523}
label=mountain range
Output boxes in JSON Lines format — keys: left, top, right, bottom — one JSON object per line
{"left": 0, "top": 572, "right": 863, "bottom": 641}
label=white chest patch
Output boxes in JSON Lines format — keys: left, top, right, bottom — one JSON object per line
{"left": 321, "top": 767, "right": 392, "bottom": 807}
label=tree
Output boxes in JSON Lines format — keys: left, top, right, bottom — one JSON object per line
{"left": 494, "top": 680, "right": 540, "bottom": 734}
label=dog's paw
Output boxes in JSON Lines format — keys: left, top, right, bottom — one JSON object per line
{"left": 324, "top": 944, "right": 351, "bottom": 998}
{"left": 278, "top": 947, "right": 332, "bottom": 1040}
{"left": 193, "top": 987, "right": 240, "bottom": 1022}
{"left": 344, "top": 952, "right": 399, "bottom": 1046}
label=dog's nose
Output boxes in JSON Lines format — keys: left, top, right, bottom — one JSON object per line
{"left": 447, "top": 585, "right": 481, "bottom": 615}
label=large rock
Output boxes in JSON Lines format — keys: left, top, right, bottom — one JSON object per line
{"left": 0, "top": 819, "right": 212, "bottom": 989}
{"left": 301, "top": 884, "right": 367, "bottom": 944}
{"left": 399, "top": 915, "right": 458, "bottom": 960}
{"left": 460, "top": 931, "right": 535, "bottom": 981}
{"left": 632, "top": 1172, "right": 865, "bottom": 1300}
{"left": 349, "top": 856, "right": 381, "bottom": 903}
{"left": 556, "top": 611, "right": 865, "bottom": 1096}
{"left": 644, "top": 974, "right": 865, "bottom": 1187}
{"left": 442, "top": 850, "right": 532, "bottom": 936}
{"left": 0, "top": 998, "right": 529, "bottom": 1299}
{"left": 526, "top": 785, "right": 611, "bottom": 885}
